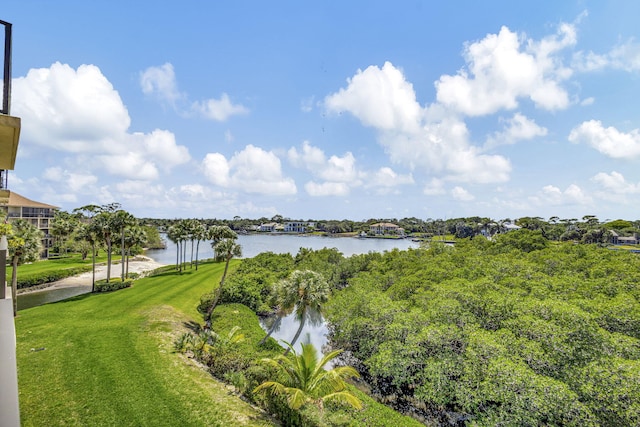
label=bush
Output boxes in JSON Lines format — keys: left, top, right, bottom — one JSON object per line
{"left": 94, "top": 279, "right": 133, "bottom": 293}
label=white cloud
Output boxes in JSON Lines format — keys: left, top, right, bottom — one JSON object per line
{"left": 435, "top": 24, "right": 574, "bottom": 116}
{"left": 368, "top": 167, "right": 414, "bottom": 188}
{"left": 580, "top": 97, "right": 595, "bottom": 106}
{"left": 13, "top": 62, "right": 130, "bottom": 152}
{"left": 423, "top": 178, "right": 446, "bottom": 195}
{"left": 43, "top": 167, "right": 98, "bottom": 192}
{"left": 325, "top": 61, "right": 422, "bottom": 133}
{"left": 592, "top": 171, "right": 640, "bottom": 194}
{"left": 485, "top": 113, "right": 547, "bottom": 148}
{"left": 288, "top": 141, "right": 367, "bottom": 196}
{"left": 99, "top": 152, "right": 160, "bottom": 180}
{"left": 535, "top": 184, "right": 592, "bottom": 205}
{"left": 325, "top": 63, "right": 512, "bottom": 184}
{"left": 568, "top": 120, "right": 640, "bottom": 158}
{"left": 305, "top": 181, "right": 350, "bottom": 197}
{"left": 12, "top": 62, "right": 191, "bottom": 184}
{"left": 573, "top": 39, "right": 640, "bottom": 72}
{"left": 202, "top": 145, "right": 296, "bottom": 195}
{"left": 288, "top": 141, "right": 329, "bottom": 171}
{"left": 451, "top": 186, "right": 475, "bottom": 201}
{"left": 139, "top": 63, "right": 183, "bottom": 104}
{"left": 191, "top": 93, "right": 249, "bottom": 121}
{"left": 137, "top": 129, "right": 191, "bottom": 170}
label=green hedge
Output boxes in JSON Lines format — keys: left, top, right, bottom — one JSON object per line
{"left": 94, "top": 279, "right": 133, "bottom": 293}
{"left": 16, "top": 266, "right": 93, "bottom": 289}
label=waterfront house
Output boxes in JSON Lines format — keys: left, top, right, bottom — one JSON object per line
{"left": 369, "top": 222, "right": 404, "bottom": 236}
{"left": 284, "top": 221, "right": 308, "bottom": 233}
{"left": 610, "top": 230, "right": 639, "bottom": 245}
{"left": 260, "top": 222, "right": 278, "bottom": 232}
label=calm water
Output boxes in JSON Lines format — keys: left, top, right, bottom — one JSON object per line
{"left": 146, "top": 233, "right": 418, "bottom": 264}
{"left": 20, "top": 234, "right": 418, "bottom": 311}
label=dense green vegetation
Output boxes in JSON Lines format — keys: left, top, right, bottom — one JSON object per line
{"left": 323, "top": 236, "right": 640, "bottom": 425}
{"left": 214, "top": 236, "right": 640, "bottom": 425}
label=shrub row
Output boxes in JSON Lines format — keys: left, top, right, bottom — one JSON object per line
{"left": 94, "top": 279, "right": 133, "bottom": 293}
{"left": 16, "top": 266, "right": 93, "bottom": 289}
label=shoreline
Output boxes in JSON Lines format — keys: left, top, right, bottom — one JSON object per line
{"left": 17, "top": 256, "right": 167, "bottom": 295}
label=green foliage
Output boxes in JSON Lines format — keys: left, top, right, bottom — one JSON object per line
{"left": 94, "top": 278, "right": 133, "bottom": 292}
{"left": 254, "top": 342, "right": 362, "bottom": 410}
{"left": 325, "top": 241, "right": 640, "bottom": 425}
{"left": 493, "top": 228, "right": 548, "bottom": 252}
{"left": 220, "top": 252, "right": 294, "bottom": 313}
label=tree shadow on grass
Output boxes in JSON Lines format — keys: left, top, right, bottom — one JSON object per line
{"left": 182, "top": 320, "right": 202, "bottom": 333}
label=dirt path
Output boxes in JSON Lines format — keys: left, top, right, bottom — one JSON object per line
{"left": 17, "top": 256, "right": 167, "bottom": 295}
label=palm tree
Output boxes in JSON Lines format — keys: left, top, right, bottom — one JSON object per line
{"left": 75, "top": 223, "right": 98, "bottom": 292}
{"left": 114, "top": 210, "right": 137, "bottom": 281}
{"left": 123, "top": 226, "right": 146, "bottom": 278}
{"left": 50, "top": 210, "right": 77, "bottom": 255}
{"left": 192, "top": 221, "right": 207, "bottom": 270}
{"left": 8, "top": 220, "right": 43, "bottom": 316}
{"left": 91, "top": 203, "right": 121, "bottom": 283}
{"left": 253, "top": 342, "right": 362, "bottom": 411}
{"left": 204, "top": 227, "right": 241, "bottom": 328}
{"left": 281, "top": 270, "right": 329, "bottom": 354}
{"left": 166, "top": 224, "right": 181, "bottom": 270}
{"left": 259, "top": 271, "right": 305, "bottom": 345}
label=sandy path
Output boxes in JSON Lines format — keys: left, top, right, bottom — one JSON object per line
{"left": 17, "top": 256, "right": 167, "bottom": 294}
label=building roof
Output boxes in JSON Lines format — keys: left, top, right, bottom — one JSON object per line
{"left": 370, "top": 222, "right": 399, "bottom": 227}
{"left": 1, "top": 191, "right": 58, "bottom": 209}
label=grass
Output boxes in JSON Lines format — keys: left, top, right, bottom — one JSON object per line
{"left": 8, "top": 253, "right": 123, "bottom": 285}
{"left": 16, "top": 260, "right": 276, "bottom": 427}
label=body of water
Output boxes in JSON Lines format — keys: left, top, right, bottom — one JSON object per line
{"left": 146, "top": 233, "right": 419, "bottom": 265}
{"left": 20, "top": 234, "right": 419, "bottom": 312}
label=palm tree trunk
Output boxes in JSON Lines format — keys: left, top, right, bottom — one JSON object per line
{"left": 175, "top": 242, "right": 179, "bottom": 270}
{"left": 259, "top": 315, "right": 282, "bottom": 345}
{"left": 106, "top": 237, "right": 112, "bottom": 283}
{"left": 121, "top": 229, "right": 125, "bottom": 281}
{"left": 195, "top": 240, "right": 200, "bottom": 271}
{"left": 91, "top": 242, "right": 96, "bottom": 292}
{"left": 286, "top": 312, "right": 306, "bottom": 355}
{"left": 190, "top": 239, "right": 194, "bottom": 269}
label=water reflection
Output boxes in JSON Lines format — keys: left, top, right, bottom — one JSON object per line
{"left": 19, "top": 285, "right": 91, "bottom": 310}
{"left": 259, "top": 310, "right": 329, "bottom": 355}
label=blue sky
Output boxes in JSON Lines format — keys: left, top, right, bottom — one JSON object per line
{"left": 3, "top": 1, "right": 640, "bottom": 221}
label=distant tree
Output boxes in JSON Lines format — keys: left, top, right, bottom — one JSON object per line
{"left": 50, "top": 210, "right": 78, "bottom": 254}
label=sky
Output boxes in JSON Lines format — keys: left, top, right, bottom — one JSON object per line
{"left": 3, "top": 1, "right": 640, "bottom": 221}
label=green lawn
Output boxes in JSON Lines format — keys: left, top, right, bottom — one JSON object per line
{"left": 16, "top": 261, "right": 276, "bottom": 427}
